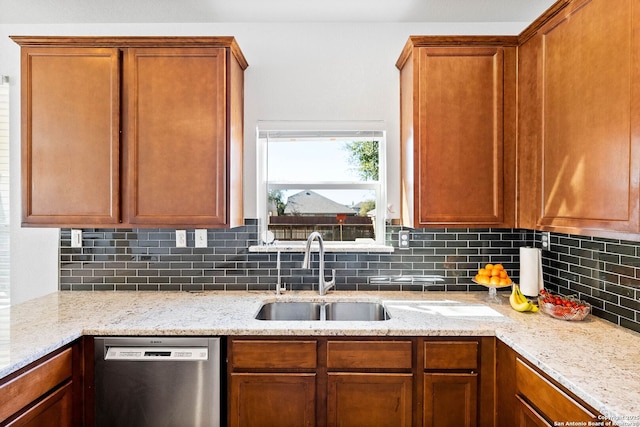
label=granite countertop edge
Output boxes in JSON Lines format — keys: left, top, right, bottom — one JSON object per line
{"left": 1, "top": 290, "right": 638, "bottom": 422}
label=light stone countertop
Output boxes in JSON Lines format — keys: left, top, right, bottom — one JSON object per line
{"left": 1, "top": 290, "right": 639, "bottom": 423}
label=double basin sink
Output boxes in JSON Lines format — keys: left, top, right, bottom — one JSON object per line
{"left": 256, "top": 301, "right": 390, "bottom": 321}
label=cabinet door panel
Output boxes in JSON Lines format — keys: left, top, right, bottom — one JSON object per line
{"left": 5, "top": 382, "right": 73, "bottom": 427}
{"left": 231, "top": 340, "right": 317, "bottom": 370}
{"left": 229, "top": 373, "right": 316, "bottom": 427}
{"left": 515, "top": 358, "right": 596, "bottom": 424}
{"left": 326, "top": 340, "right": 412, "bottom": 370}
{"left": 423, "top": 372, "right": 477, "bottom": 427}
{"left": 423, "top": 340, "right": 478, "bottom": 370}
{"left": 0, "top": 348, "right": 73, "bottom": 422}
{"left": 538, "top": 0, "right": 640, "bottom": 233}
{"left": 125, "top": 47, "right": 227, "bottom": 226}
{"left": 21, "top": 47, "right": 120, "bottom": 226}
{"left": 327, "top": 373, "right": 412, "bottom": 427}
{"left": 516, "top": 395, "right": 552, "bottom": 427}
{"left": 416, "top": 47, "right": 506, "bottom": 225}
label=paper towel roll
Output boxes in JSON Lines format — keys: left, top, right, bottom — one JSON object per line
{"left": 519, "top": 247, "right": 543, "bottom": 297}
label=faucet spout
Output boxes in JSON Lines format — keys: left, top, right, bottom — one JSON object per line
{"left": 302, "top": 231, "right": 336, "bottom": 296}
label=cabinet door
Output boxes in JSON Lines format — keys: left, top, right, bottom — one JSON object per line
{"left": 124, "top": 47, "right": 228, "bottom": 226}
{"left": 531, "top": 0, "right": 640, "bottom": 235}
{"left": 515, "top": 395, "right": 552, "bottom": 427}
{"left": 20, "top": 47, "right": 120, "bottom": 226}
{"left": 515, "top": 358, "right": 597, "bottom": 424}
{"left": 327, "top": 373, "right": 412, "bottom": 427}
{"left": 5, "top": 382, "right": 73, "bottom": 427}
{"left": 411, "top": 46, "right": 515, "bottom": 227}
{"left": 229, "top": 373, "right": 316, "bottom": 427}
{"left": 423, "top": 372, "right": 478, "bottom": 427}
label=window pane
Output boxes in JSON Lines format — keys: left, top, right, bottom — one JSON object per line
{"left": 268, "top": 189, "right": 377, "bottom": 241}
{"left": 258, "top": 121, "right": 385, "bottom": 243}
{"left": 268, "top": 139, "right": 378, "bottom": 183}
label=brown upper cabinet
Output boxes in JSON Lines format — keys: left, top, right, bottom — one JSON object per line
{"left": 396, "top": 37, "right": 517, "bottom": 229}
{"left": 518, "top": 0, "right": 640, "bottom": 239}
{"left": 11, "top": 36, "right": 247, "bottom": 228}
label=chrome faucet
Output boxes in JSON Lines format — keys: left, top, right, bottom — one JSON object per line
{"left": 302, "top": 231, "right": 336, "bottom": 295}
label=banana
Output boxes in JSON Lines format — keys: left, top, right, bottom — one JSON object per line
{"left": 515, "top": 285, "right": 539, "bottom": 312}
{"left": 509, "top": 284, "right": 538, "bottom": 313}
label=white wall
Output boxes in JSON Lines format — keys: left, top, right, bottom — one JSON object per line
{"left": 0, "top": 21, "right": 525, "bottom": 303}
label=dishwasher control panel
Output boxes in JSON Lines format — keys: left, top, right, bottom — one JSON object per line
{"left": 105, "top": 347, "right": 209, "bottom": 361}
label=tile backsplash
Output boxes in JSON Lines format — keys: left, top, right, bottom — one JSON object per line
{"left": 60, "top": 221, "right": 640, "bottom": 333}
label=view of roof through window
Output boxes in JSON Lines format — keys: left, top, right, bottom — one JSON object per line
{"left": 257, "top": 121, "right": 386, "bottom": 244}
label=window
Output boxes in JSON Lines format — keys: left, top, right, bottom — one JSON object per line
{"left": 0, "top": 77, "right": 9, "bottom": 308}
{"left": 257, "top": 121, "right": 386, "bottom": 245}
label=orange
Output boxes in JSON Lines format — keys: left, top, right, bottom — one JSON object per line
{"left": 491, "top": 268, "right": 500, "bottom": 277}
{"left": 490, "top": 276, "right": 501, "bottom": 286}
{"left": 494, "top": 264, "right": 504, "bottom": 271}
{"left": 478, "top": 268, "right": 488, "bottom": 276}
{"left": 476, "top": 274, "right": 491, "bottom": 285}
{"left": 499, "top": 270, "right": 508, "bottom": 279}
{"left": 485, "top": 263, "right": 494, "bottom": 271}
{"left": 499, "top": 278, "right": 510, "bottom": 286}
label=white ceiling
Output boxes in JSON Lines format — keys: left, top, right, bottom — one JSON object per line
{"left": 2, "top": 0, "right": 558, "bottom": 25}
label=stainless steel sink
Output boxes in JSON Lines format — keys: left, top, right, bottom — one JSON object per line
{"left": 255, "top": 301, "right": 390, "bottom": 321}
{"left": 325, "top": 302, "right": 390, "bottom": 321}
{"left": 255, "top": 301, "right": 322, "bottom": 321}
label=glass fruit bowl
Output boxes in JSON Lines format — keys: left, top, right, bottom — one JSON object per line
{"left": 537, "top": 290, "right": 591, "bottom": 321}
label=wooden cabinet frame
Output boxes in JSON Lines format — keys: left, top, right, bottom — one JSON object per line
{"left": 517, "top": 0, "right": 640, "bottom": 239}
{"left": 0, "top": 341, "right": 83, "bottom": 427}
{"left": 11, "top": 36, "right": 247, "bottom": 229}
{"left": 396, "top": 37, "right": 517, "bottom": 229}
{"left": 228, "top": 336, "right": 495, "bottom": 427}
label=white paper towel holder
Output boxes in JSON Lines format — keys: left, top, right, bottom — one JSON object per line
{"left": 519, "top": 246, "right": 544, "bottom": 297}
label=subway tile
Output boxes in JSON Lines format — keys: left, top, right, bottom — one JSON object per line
{"left": 60, "top": 226, "right": 640, "bottom": 334}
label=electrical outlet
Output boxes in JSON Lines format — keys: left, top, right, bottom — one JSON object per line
{"left": 176, "top": 230, "right": 187, "bottom": 248}
{"left": 71, "top": 229, "right": 82, "bottom": 248}
{"left": 195, "top": 229, "right": 208, "bottom": 248}
{"left": 398, "top": 230, "right": 410, "bottom": 250}
{"left": 541, "top": 231, "right": 551, "bottom": 250}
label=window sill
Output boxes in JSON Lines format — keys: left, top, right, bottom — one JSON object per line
{"left": 248, "top": 242, "right": 394, "bottom": 253}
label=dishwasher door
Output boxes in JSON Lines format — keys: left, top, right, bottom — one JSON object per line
{"left": 94, "top": 337, "right": 221, "bottom": 427}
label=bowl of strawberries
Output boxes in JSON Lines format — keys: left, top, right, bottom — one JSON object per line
{"left": 538, "top": 289, "right": 591, "bottom": 321}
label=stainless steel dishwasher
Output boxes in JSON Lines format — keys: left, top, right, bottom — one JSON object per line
{"left": 94, "top": 337, "right": 221, "bottom": 427}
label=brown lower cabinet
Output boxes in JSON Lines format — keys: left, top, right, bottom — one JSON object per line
{"left": 1, "top": 335, "right": 617, "bottom": 427}
{"left": 228, "top": 337, "right": 492, "bottom": 427}
{"left": 230, "top": 373, "right": 317, "bottom": 427}
{"left": 0, "top": 341, "right": 82, "bottom": 427}
{"left": 496, "top": 339, "right": 612, "bottom": 427}
{"left": 423, "top": 373, "right": 477, "bottom": 427}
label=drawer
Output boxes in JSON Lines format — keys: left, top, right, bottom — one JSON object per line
{"left": 515, "top": 358, "right": 596, "bottom": 424}
{"left": 231, "top": 340, "right": 317, "bottom": 370}
{"left": 0, "top": 348, "right": 73, "bottom": 423}
{"left": 515, "top": 395, "right": 552, "bottom": 427}
{"left": 327, "top": 340, "right": 412, "bottom": 370}
{"left": 5, "top": 382, "right": 73, "bottom": 427}
{"left": 423, "top": 340, "right": 478, "bottom": 370}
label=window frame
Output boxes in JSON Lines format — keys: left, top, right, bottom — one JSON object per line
{"left": 256, "top": 120, "right": 388, "bottom": 247}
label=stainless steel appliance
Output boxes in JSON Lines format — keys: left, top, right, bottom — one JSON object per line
{"left": 94, "top": 337, "right": 221, "bottom": 427}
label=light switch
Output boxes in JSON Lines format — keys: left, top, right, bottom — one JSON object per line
{"left": 195, "top": 229, "right": 208, "bottom": 248}
{"left": 71, "top": 229, "right": 82, "bottom": 248}
{"left": 176, "top": 230, "right": 187, "bottom": 248}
